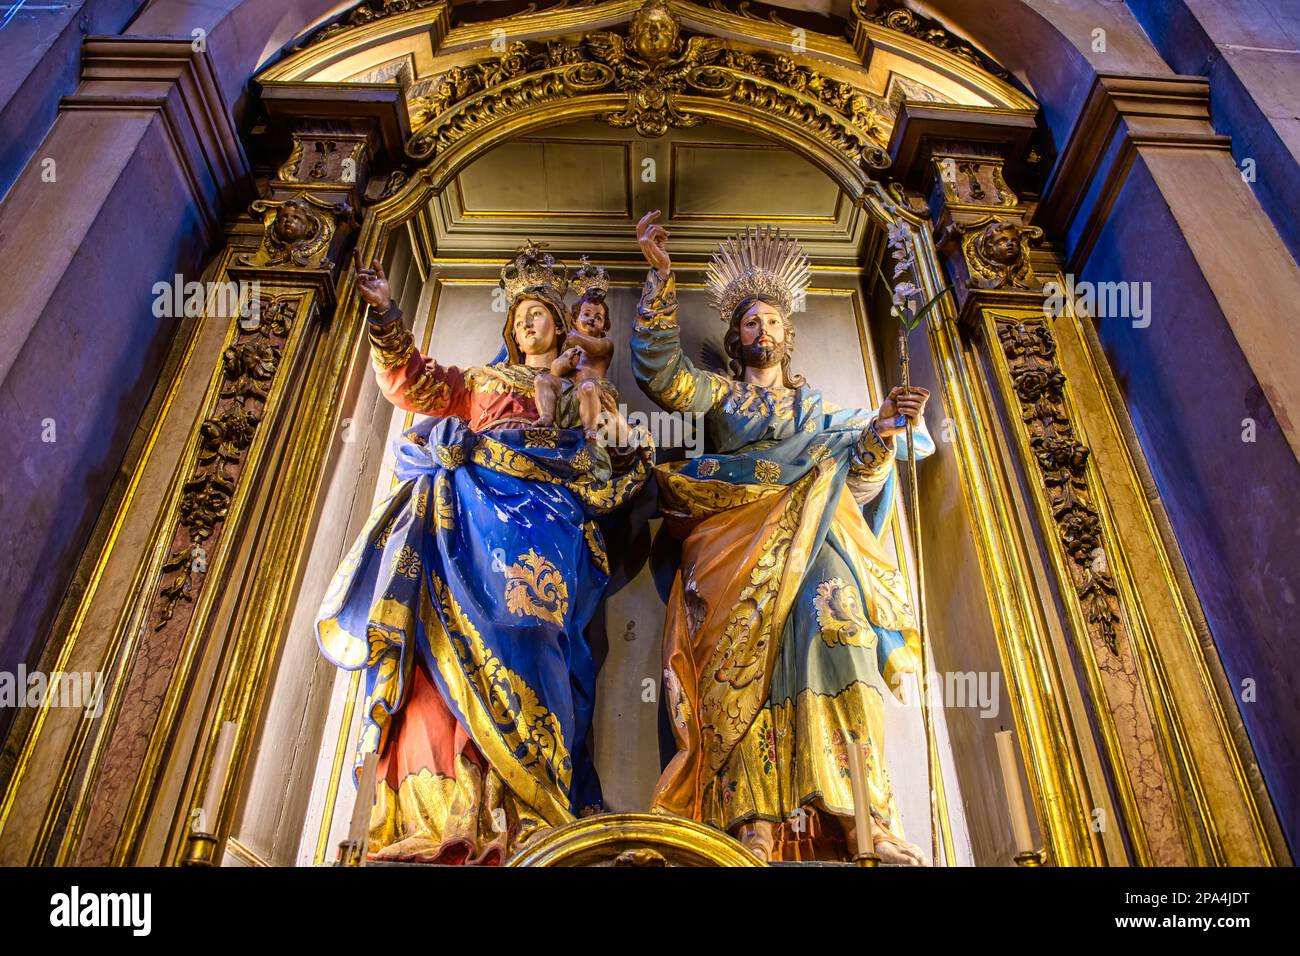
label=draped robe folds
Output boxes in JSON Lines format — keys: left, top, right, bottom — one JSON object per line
{"left": 316, "top": 316, "right": 651, "bottom": 863}
{"left": 631, "top": 268, "right": 934, "bottom": 858}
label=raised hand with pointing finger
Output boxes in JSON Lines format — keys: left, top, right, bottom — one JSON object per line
{"left": 637, "top": 209, "right": 671, "bottom": 275}
{"left": 353, "top": 249, "right": 394, "bottom": 318}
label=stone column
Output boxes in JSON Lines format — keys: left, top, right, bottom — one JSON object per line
{"left": 0, "top": 36, "right": 249, "bottom": 864}
{"left": 890, "top": 98, "right": 1283, "bottom": 865}
{"left": 1036, "top": 73, "right": 1300, "bottom": 850}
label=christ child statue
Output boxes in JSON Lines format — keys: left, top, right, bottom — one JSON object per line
{"left": 535, "top": 259, "right": 620, "bottom": 442}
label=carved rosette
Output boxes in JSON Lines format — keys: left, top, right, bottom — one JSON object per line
{"left": 407, "top": 22, "right": 890, "bottom": 172}
{"left": 993, "top": 316, "right": 1120, "bottom": 654}
{"left": 153, "top": 296, "right": 300, "bottom": 629}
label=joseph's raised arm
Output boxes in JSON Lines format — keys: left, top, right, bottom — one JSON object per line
{"left": 629, "top": 211, "right": 723, "bottom": 415}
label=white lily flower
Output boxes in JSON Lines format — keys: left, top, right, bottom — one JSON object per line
{"left": 892, "top": 281, "right": 921, "bottom": 307}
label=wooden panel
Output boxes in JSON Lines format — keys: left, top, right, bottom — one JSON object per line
{"left": 670, "top": 143, "right": 841, "bottom": 222}
{"left": 456, "top": 138, "right": 631, "bottom": 217}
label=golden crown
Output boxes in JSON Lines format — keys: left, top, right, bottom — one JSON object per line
{"left": 500, "top": 240, "right": 568, "bottom": 305}
{"left": 569, "top": 256, "right": 609, "bottom": 300}
{"left": 706, "top": 225, "right": 812, "bottom": 319}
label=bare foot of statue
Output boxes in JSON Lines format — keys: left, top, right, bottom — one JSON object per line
{"left": 872, "top": 827, "right": 929, "bottom": 866}
{"left": 735, "top": 820, "right": 775, "bottom": 862}
{"left": 843, "top": 818, "right": 929, "bottom": 866}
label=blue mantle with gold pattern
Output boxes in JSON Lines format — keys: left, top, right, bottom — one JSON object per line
{"left": 316, "top": 416, "right": 651, "bottom": 835}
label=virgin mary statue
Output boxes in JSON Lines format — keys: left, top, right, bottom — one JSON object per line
{"left": 316, "top": 243, "right": 651, "bottom": 863}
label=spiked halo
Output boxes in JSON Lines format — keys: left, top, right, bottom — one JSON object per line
{"left": 705, "top": 225, "right": 812, "bottom": 320}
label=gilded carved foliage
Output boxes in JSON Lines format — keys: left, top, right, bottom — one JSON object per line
{"left": 407, "top": 0, "right": 890, "bottom": 171}
{"left": 277, "top": 136, "right": 367, "bottom": 187}
{"left": 938, "top": 157, "right": 1018, "bottom": 208}
{"left": 850, "top": 0, "right": 1009, "bottom": 79}
{"left": 994, "top": 316, "right": 1120, "bottom": 653}
{"left": 154, "top": 296, "right": 300, "bottom": 629}
{"left": 293, "top": 0, "right": 443, "bottom": 50}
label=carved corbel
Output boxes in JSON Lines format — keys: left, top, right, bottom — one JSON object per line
{"left": 950, "top": 215, "right": 1045, "bottom": 291}
{"left": 238, "top": 193, "right": 356, "bottom": 271}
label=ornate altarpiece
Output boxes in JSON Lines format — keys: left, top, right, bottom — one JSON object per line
{"left": 0, "top": 0, "right": 1282, "bottom": 868}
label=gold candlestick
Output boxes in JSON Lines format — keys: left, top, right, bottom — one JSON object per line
{"left": 995, "top": 728, "right": 1036, "bottom": 858}
{"left": 182, "top": 829, "right": 218, "bottom": 867}
{"left": 336, "top": 840, "right": 365, "bottom": 868}
{"left": 338, "top": 751, "right": 379, "bottom": 867}
{"left": 182, "top": 719, "right": 239, "bottom": 867}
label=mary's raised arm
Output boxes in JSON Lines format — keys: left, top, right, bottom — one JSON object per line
{"left": 355, "top": 252, "right": 472, "bottom": 419}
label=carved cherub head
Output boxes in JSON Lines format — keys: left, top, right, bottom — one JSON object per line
{"left": 631, "top": 0, "right": 680, "bottom": 64}
{"left": 240, "top": 194, "right": 348, "bottom": 270}
{"left": 271, "top": 199, "right": 318, "bottom": 245}
{"left": 976, "top": 220, "right": 1023, "bottom": 267}
{"left": 962, "top": 217, "right": 1042, "bottom": 290}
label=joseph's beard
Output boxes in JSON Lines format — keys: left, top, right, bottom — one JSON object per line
{"left": 741, "top": 338, "right": 788, "bottom": 370}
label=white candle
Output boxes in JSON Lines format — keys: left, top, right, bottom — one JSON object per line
{"left": 846, "top": 738, "right": 872, "bottom": 858}
{"left": 347, "top": 752, "right": 379, "bottom": 852}
{"left": 195, "top": 720, "right": 237, "bottom": 835}
{"left": 995, "top": 728, "right": 1035, "bottom": 854}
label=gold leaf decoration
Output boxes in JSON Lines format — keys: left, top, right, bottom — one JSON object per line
{"left": 504, "top": 549, "right": 570, "bottom": 625}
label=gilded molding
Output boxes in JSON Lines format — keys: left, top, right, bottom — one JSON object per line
{"left": 407, "top": 1, "right": 890, "bottom": 171}
{"left": 507, "top": 811, "right": 764, "bottom": 866}
{"left": 986, "top": 310, "right": 1185, "bottom": 865}
{"left": 850, "top": 0, "right": 1009, "bottom": 80}
{"left": 292, "top": 0, "right": 445, "bottom": 50}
